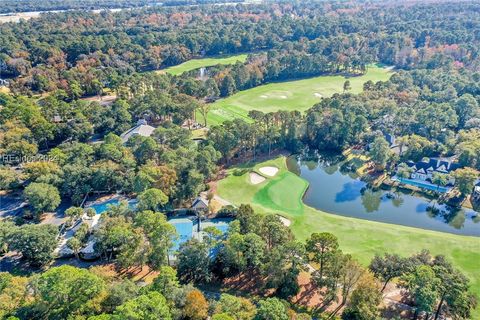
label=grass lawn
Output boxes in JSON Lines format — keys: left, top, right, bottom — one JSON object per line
{"left": 199, "top": 64, "right": 394, "bottom": 126}
{"left": 191, "top": 128, "right": 208, "bottom": 140}
{"left": 216, "top": 156, "right": 480, "bottom": 317}
{"left": 161, "top": 54, "right": 248, "bottom": 76}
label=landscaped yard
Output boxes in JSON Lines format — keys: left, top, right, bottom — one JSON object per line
{"left": 198, "top": 64, "right": 394, "bottom": 126}
{"left": 216, "top": 156, "right": 480, "bottom": 317}
{"left": 160, "top": 53, "right": 248, "bottom": 76}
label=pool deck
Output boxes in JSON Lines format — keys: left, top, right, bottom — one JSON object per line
{"left": 83, "top": 194, "right": 122, "bottom": 210}
{"left": 391, "top": 177, "right": 451, "bottom": 193}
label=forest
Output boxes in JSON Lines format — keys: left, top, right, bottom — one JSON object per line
{"left": 0, "top": 0, "right": 480, "bottom": 319}
{"left": 0, "top": 0, "right": 241, "bottom": 14}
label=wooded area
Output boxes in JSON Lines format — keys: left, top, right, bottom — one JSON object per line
{"left": 0, "top": 1, "right": 479, "bottom": 319}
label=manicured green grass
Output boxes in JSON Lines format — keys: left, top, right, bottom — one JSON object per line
{"left": 199, "top": 65, "right": 394, "bottom": 126}
{"left": 253, "top": 172, "right": 307, "bottom": 215}
{"left": 216, "top": 157, "right": 480, "bottom": 316}
{"left": 161, "top": 54, "right": 248, "bottom": 76}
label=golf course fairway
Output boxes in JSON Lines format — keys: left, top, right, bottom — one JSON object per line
{"left": 216, "top": 156, "right": 480, "bottom": 317}
{"left": 161, "top": 54, "right": 248, "bottom": 76}
{"left": 199, "top": 64, "right": 393, "bottom": 125}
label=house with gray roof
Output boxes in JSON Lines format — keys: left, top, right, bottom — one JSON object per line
{"left": 192, "top": 197, "right": 209, "bottom": 212}
{"left": 120, "top": 119, "right": 156, "bottom": 144}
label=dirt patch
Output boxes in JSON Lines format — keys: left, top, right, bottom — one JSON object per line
{"left": 0, "top": 12, "right": 41, "bottom": 23}
{"left": 259, "top": 166, "right": 279, "bottom": 177}
{"left": 250, "top": 172, "right": 266, "bottom": 184}
{"left": 292, "top": 271, "right": 343, "bottom": 312}
{"left": 81, "top": 94, "right": 117, "bottom": 106}
{"left": 208, "top": 195, "right": 233, "bottom": 213}
{"left": 221, "top": 270, "right": 273, "bottom": 296}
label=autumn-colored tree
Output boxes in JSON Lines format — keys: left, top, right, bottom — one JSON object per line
{"left": 342, "top": 272, "right": 382, "bottom": 320}
{"left": 214, "top": 294, "right": 257, "bottom": 320}
{"left": 0, "top": 274, "right": 30, "bottom": 319}
{"left": 183, "top": 289, "right": 209, "bottom": 320}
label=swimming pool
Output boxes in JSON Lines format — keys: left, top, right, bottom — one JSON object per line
{"left": 394, "top": 177, "right": 451, "bottom": 193}
{"left": 87, "top": 197, "right": 138, "bottom": 214}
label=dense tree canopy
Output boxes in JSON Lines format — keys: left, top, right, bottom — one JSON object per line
{"left": 0, "top": 1, "right": 479, "bottom": 319}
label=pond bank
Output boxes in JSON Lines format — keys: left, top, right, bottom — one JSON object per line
{"left": 288, "top": 155, "right": 479, "bottom": 236}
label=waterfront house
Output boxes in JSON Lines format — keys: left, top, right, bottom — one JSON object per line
{"left": 473, "top": 182, "right": 480, "bottom": 199}
{"left": 403, "top": 158, "right": 459, "bottom": 185}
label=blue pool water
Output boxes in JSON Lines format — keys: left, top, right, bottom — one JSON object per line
{"left": 88, "top": 197, "right": 137, "bottom": 214}
{"left": 394, "top": 177, "right": 450, "bottom": 193}
{"left": 202, "top": 219, "right": 230, "bottom": 233}
{"left": 168, "top": 218, "right": 231, "bottom": 251}
{"left": 169, "top": 218, "right": 194, "bottom": 250}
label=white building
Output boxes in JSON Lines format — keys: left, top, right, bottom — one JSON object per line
{"left": 404, "top": 158, "right": 459, "bottom": 185}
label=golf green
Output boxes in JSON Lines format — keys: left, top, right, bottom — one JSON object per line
{"left": 199, "top": 64, "right": 394, "bottom": 126}
{"left": 253, "top": 172, "right": 307, "bottom": 214}
{"left": 216, "top": 157, "right": 480, "bottom": 317}
{"left": 161, "top": 54, "right": 248, "bottom": 76}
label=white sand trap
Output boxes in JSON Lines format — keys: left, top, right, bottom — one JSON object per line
{"left": 259, "top": 166, "right": 279, "bottom": 177}
{"left": 250, "top": 172, "right": 266, "bottom": 184}
{"left": 314, "top": 92, "right": 323, "bottom": 98}
{"left": 260, "top": 95, "right": 268, "bottom": 98}
{"left": 278, "top": 216, "right": 291, "bottom": 227}
{"left": 279, "top": 95, "right": 288, "bottom": 99}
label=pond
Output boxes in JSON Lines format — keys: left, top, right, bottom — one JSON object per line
{"left": 287, "top": 155, "right": 480, "bottom": 236}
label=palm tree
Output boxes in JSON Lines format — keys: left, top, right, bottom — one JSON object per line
{"left": 199, "top": 102, "right": 210, "bottom": 127}
{"left": 430, "top": 173, "right": 449, "bottom": 210}
{"left": 431, "top": 172, "right": 448, "bottom": 192}
{"left": 396, "top": 163, "right": 413, "bottom": 186}
{"left": 396, "top": 136, "right": 408, "bottom": 156}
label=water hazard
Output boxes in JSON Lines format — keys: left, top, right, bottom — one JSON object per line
{"left": 287, "top": 155, "right": 480, "bottom": 236}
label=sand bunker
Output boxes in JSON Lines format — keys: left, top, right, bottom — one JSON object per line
{"left": 314, "top": 92, "right": 323, "bottom": 98}
{"left": 278, "top": 216, "right": 291, "bottom": 227}
{"left": 259, "top": 166, "right": 279, "bottom": 177}
{"left": 250, "top": 172, "right": 266, "bottom": 185}
{"left": 260, "top": 95, "right": 268, "bottom": 98}
{"left": 279, "top": 95, "right": 288, "bottom": 99}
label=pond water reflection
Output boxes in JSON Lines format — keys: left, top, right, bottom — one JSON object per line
{"left": 287, "top": 155, "right": 480, "bottom": 236}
